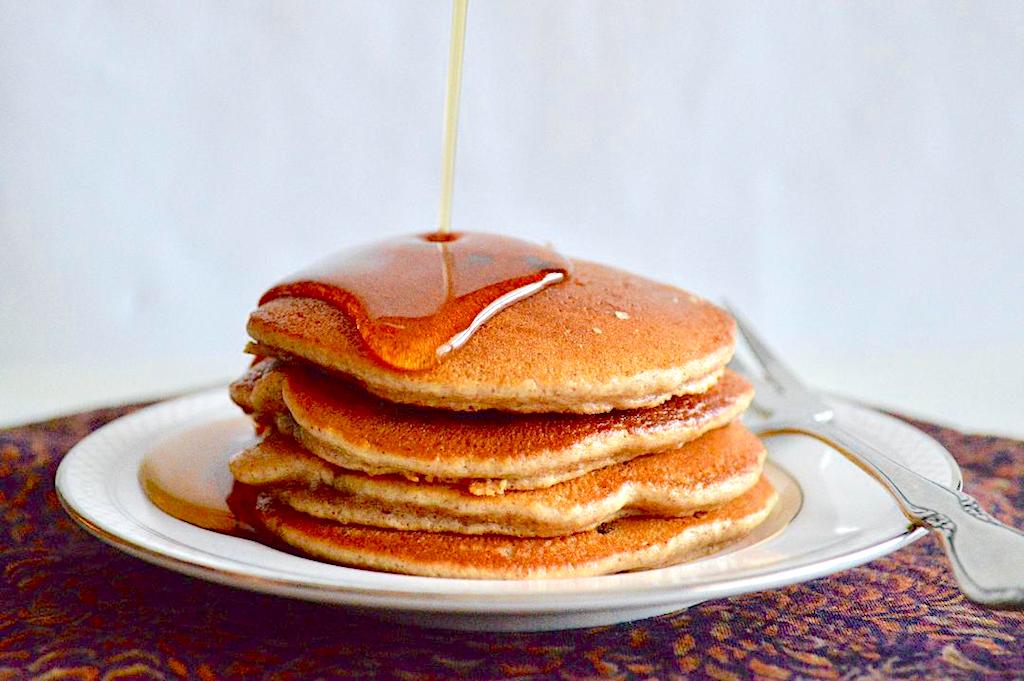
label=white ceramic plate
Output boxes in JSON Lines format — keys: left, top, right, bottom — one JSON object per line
{"left": 56, "top": 388, "right": 960, "bottom": 632}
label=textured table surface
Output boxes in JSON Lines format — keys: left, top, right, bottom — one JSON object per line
{"left": 2, "top": 403, "right": 1022, "bottom": 679}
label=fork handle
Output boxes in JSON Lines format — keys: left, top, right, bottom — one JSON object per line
{"left": 787, "top": 421, "right": 1024, "bottom": 609}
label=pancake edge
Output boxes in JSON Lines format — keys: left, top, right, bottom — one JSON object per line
{"left": 284, "top": 391, "right": 751, "bottom": 494}
{"left": 239, "top": 368, "right": 754, "bottom": 492}
{"left": 238, "top": 477, "right": 778, "bottom": 579}
{"left": 231, "top": 429, "right": 767, "bottom": 536}
{"left": 244, "top": 338, "right": 734, "bottom": 415}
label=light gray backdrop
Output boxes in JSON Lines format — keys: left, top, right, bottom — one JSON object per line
{"left": 2, "top": 1, "right": 1022, "bottom": 434}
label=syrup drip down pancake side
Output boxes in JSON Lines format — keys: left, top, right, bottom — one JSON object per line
{"left": 230, "top": 359, "right": 755, "bottom": 493}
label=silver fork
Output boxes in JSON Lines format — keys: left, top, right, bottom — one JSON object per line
{"left": 725, "top": 304, "right": 1024, "bottom": 609}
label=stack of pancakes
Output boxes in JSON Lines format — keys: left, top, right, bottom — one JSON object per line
{"left": 228, "top": 260, "right": 776, "bottom": 579}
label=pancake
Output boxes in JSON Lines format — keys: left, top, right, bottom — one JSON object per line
{"left": 231, "top": 476, "right": 778, "bottom": 579}
{"left": 230, "top": 421, "right": 766, "bottom": 536}
{"left": 230, "top": 359, "right": 754, "bottom": 493}
{"left": 246, "top": 260, "right": 736, "bottom": 413}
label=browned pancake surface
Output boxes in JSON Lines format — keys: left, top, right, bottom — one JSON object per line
{"left": 246, "top": 260, "right": 736, "bottom": 413}
{"left": 231, "top": 360, "right": 754, "bottom": 490}
{"left": 232, "top": 477, "right": 777, "bottom": 579}
{"left": 230, "top": 421, "right": 766, "bottom": 536}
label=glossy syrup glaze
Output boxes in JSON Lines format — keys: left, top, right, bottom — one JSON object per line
{"left": 259, "top": 232, "right": 570, "bottom": 370}
{"left": 138, "top": 418, "right": 256, "bottom": 535}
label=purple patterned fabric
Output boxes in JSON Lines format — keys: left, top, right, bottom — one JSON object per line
{"left": 1, "top": 403, "right": 1022, "bottom": 679}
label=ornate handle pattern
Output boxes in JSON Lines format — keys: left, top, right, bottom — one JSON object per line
{"left": 788, "top": 421, "right": 1024, "bottom": 609}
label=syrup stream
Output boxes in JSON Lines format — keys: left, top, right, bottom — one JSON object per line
{"left": 437, "top": 0, "right": 469, "bottom": 235}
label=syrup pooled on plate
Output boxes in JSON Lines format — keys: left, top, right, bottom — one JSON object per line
{"left": 139, "top": 418, "right": 256, "bottom": 536}
{"left": 259, "top": 232, "right": 570, "bottom": 370}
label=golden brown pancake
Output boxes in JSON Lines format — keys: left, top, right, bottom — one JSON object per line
{"left": 230, "top": 421, "right": 766, "bottom": 536}
{"left": 230, "top": 359, "right": 754, "bottom": 493}
{"left": 246, "top": 260, "right": 736, "bottom": 413}
{"left": 232, "top": 476, "right": 778, "bottom": 579}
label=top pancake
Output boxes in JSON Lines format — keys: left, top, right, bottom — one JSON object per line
{"left": 246, "top": 260, "right": 735, "bottom": 413}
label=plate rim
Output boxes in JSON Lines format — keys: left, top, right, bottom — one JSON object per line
{"left": 54, "top": 387, "right": 962, "bottom": 613}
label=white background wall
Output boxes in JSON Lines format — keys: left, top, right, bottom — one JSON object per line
{"left": 2, "top": 1, "right": 1022, "bottom": 435}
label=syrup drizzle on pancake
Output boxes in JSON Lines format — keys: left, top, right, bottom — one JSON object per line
{"left": 259, "top": 232, "right": 569, "bottom": 370}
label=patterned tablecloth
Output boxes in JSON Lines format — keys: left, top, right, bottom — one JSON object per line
{"left": 2, "top": 402, "right": 1022, "bottom": 680}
